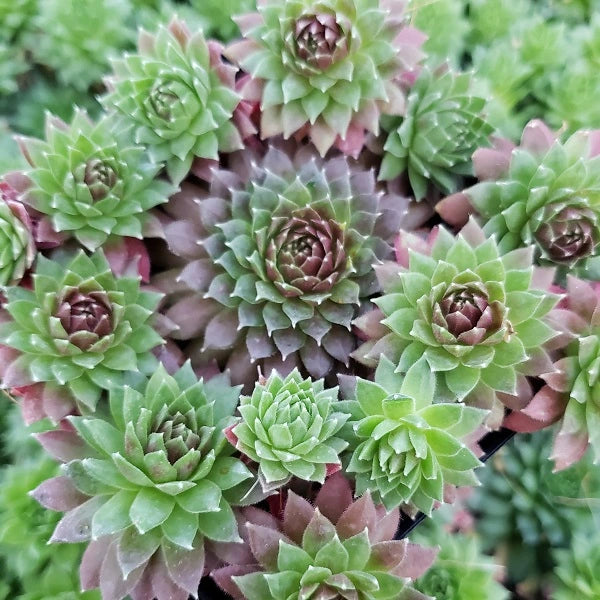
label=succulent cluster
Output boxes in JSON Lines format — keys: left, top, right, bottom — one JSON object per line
{"left": 227, "top": 0, "right": 424, "bottom": 156}
{"left": 1, "top": 1, "right": 600, "bottom": 599}
{"left": 408, "top": 0, "right": 600, "bottom": 141}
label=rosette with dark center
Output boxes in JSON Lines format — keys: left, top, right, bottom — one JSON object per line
{"left": 228, "top": 0, "right": 420, "bottom": 156}
{"left": 148, "top": 80, "right": 180, "bottom": 121}
{"left": 458, "top": 121, "right": 600, "bottom": 274}
{"left": 56, "top": 290, "right": 113, "bottom": 350}
{"left": 293, "top": 13, "right": 348, "bottom": 70}
{"left": 535, "top": 206, "right": 599, "bottom": 265}
{"left": 433, "top": 285, "right": 504, "bottom": 346}
{"left": 265, "top": 208, "right": 346, "bottom": 296}
{"left": 159, "top": 146, "right": 418, "bottom": 384}
{"left": 32, "top": 363, "right": 251, "bottom": 599}
{"left": 0, "top": 251, "right": 164, "bottom": 414}
{"left": 81, "top": 158, "right": 118, "bottom": 201}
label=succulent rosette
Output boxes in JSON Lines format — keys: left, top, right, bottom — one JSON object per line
{"left": 14, "top": 109, "right": 174, "bottom": 251}
{"left": 438, "top": 120, "right": 600, "bottom": 276}
{"left": 340, "top": 356, "right": 487, "bottom": 514}
{"left": 212, "top": 474, "right": 437, "bottom": 600}
{"left": 510, "top": 277, "right": 600, "bottom": 470}
{"left": 0, "top": 251, "right": 163, "bottom": 414}
{"left": 226, "top": 0, "right": 425, "bottom": 156}
{"left": 0, "top": 181, "right": 36, "bottom": 286}
{"left": 32, "top": 363, "right": 254, "bottom": 600}
{"left": 104, "top": 19, "right": 244, "bottom": 183}
{"left": 227, "top": 369, "right": 348, "bottom": 491}
{"left": 159, "top": 144, "right": 420, "bottom": 385}
{"left": 353, "top": 219, "right": 561, "bottom": 426}
{"left": 380, "top": 67, "right": 493, "bottom": 200}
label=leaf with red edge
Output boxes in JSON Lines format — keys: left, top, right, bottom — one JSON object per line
{"left": 31, "top": 475, "right": 88, "bottom": 511}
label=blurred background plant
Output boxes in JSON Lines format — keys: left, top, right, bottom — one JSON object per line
{"left": 469, "top": 429, "right": 600, "bottom": 599}
{"left": 0, "top": 399, "right": 100, "bottom": 599}
{"left": 409, "top": 0, "right": 600, "bottom": 138}
{"left": 411, "top": 504, "right": 510, "bottom": 600}
{"left": 406, "top": 427, "right": 600, "bottom": 600}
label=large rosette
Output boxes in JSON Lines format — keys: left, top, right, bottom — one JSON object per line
{"left": 157, "top": 144, "right": 426, "bottom": 385}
